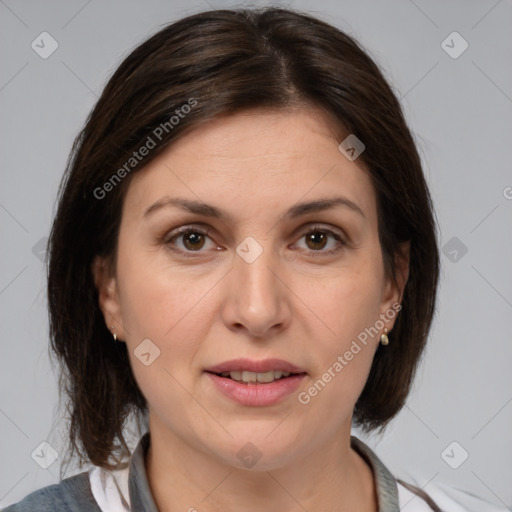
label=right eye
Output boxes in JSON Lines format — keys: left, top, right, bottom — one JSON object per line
{"left": 165, "top": 226, "right": 218, "bottom": 255}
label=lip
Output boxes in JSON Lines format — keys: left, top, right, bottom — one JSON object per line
{"left": 204, "top": 358, "right": 307, "bottom": 374}
{"left": 206, "top": 372, "right": 306, "bottom": 406}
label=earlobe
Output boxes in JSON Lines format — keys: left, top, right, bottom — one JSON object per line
{"left": 394, "top": 240, "right": 410, "bottom": 304}
{"left": 91, "top": 255, "right": 125, "bottom": 340}
{"left": 381, "top": 241, "right": 410, "bottom": 329}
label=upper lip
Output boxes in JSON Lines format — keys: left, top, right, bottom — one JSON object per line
{"left": 205, "top": 358, "right": 307, "bottom": 374}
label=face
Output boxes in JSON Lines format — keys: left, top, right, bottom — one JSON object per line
{"left": 95, "top": 107, "right": 406, "bottom": 470}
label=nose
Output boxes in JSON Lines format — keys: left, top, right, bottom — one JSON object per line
{"left": 221, "top": 240, "right": 291, "bottom": 338}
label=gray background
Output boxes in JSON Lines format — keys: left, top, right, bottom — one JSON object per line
{"left": 1, "top": 0, "right": 511, "bottom": 509}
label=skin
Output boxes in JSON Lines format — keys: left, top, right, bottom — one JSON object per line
{"left": 94, "top": 107, "right": 409, "bottom": 512}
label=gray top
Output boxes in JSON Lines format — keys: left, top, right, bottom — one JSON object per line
{"left": 3, "top": 433, "right": 427, "bottom": 512}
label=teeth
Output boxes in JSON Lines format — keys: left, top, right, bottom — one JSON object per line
{"left": 219, "top": 370, "right": 291, "bottom": 383}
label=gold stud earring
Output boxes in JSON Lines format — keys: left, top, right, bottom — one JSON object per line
{"left": 380, "top": 328, "right": 389, "bottom": 346}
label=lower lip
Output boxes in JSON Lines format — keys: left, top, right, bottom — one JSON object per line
{"left": 205, "top": 372, "right": 306, "bottom": 406}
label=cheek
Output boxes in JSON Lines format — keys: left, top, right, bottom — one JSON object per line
{"left": 116, "top": 240, "right": 215, "bottom": 340}
{"left": 115, "top": 255, "right": 215, "bottom": 412}
{"left": 114, "top": 244, "right": 225, "bottom": 393}
{"left": 300, "top": 255, "right": 385, "bottom": 345}
{"left": 295, "top": 258, "right": 384, "bottom": 404}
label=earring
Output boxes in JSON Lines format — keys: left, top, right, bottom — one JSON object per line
{"left": 110, "top": 326, "right": 117, "bottom": 341}
{"left": 380, "top": 328, "right": 389, "bottom": 346}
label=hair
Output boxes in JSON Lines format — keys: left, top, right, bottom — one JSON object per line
{"left": 47, "top": 7, "right": 439, "bottom": 475}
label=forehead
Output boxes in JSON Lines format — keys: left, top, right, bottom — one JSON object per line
{"left": 122, "top": 108, "right": 377, "bottom": 225}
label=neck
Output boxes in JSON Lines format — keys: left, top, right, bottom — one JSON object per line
{"left": 145, "top": 419, "right": 377, "bottom": 512}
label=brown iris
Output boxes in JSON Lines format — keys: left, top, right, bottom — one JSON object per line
{"left": 182, "top": 231, "right": 206, "bottom": 251}
{"left": 305, "top": 231, "right": 328, "bottom": 251}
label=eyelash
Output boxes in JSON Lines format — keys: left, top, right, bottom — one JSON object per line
{"left": 163, "top": 224, "right": 347, "bottom": 258}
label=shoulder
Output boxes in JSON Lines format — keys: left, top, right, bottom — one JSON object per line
{"left": 1, "top": 471, "right": 101, "bottom": 512}
{"left": 398, "top": 478, "right": 510, "bottom": 512}
{"left": 350, "top": 435, "right": 507, "bottom": 512}
{"left": 398, "top": 480, "right": 440, "bottom": 511}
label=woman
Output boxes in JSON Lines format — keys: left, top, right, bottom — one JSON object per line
{"left": 3, "top": 7, "right": 505, "bottom": 512}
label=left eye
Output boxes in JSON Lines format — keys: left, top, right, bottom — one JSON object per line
{"left": 294, "top": 228, "right": 345, "bottom": 255}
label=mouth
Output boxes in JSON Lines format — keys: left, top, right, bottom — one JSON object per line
{"left": 205, "top": 367, "right": 307, "bottom": 406}
{"left": 205, "top": 369, "right": 307, "bottom": 385}
{"left": 204, "top": 358, "right": 308, "bottom": 385}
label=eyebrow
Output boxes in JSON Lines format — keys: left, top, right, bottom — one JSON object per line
{"left": 143, "top": 196, "right": 365, "bottom": 221}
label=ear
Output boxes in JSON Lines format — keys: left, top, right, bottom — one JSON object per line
{"left": 91, "top": 255, "right": 126, "bottom": 341}
{"left": 380, "top": 241, "right": 410, "bottom": 331}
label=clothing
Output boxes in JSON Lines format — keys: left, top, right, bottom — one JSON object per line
{"left": 1, "top": 433, "right": 507, "bottom": 511}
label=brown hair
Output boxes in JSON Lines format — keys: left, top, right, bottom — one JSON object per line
{"left": 47, "top": 7, "right": 439, "bottom": 475}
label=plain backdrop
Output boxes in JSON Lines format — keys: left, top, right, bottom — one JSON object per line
{"left": 1, "top": 0, "right": 511, "bottom": 509}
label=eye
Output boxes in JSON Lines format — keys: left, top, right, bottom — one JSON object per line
{"left": 294, "top": 226, "right": 347, "bottom": 257}
{"left": 165, "top": 226, "right": 218, "bottom": 255}
{"left": 163, "top": 224, "right": 347, "bottom": 258}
